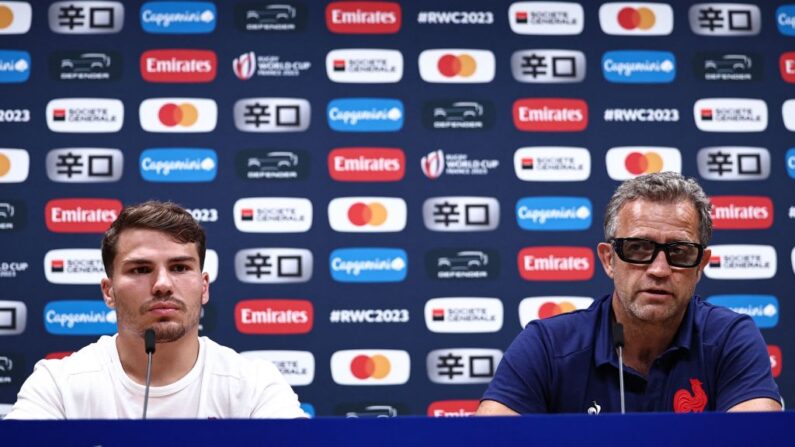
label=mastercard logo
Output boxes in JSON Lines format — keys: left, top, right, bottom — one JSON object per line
{"left": 617, "top": 7, "right": 656, "bottom": 30}
{"left": 158, "top": 103, "right": 199, "bottom": 127}
{"left": 0, "top": 153, "right": 10, "bottom": 176}
{"left": 348, "top": 202, "right": 388, "bottom": 226}
{"left": 437, "top": 54, "right": 477, "bottom": 78}
{"left": 624, "top": 151, "right": 664, "bottom": 175}
{"left": 350, "top": 354, "right": 391, "bottom": 379}
{"left": 538, "top": 301, "right": 578, "bottom": 319}
{"left": 0, "top": 5, "right": 13, "bottom": 29}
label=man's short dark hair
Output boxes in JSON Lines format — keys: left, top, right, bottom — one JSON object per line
{"left": 101, "top": 201, "right": 206, "bottom": 277}
{"left": 604, "top": 172, "right": 713, "bottom": 245}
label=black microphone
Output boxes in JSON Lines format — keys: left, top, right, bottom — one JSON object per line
{"left": 142, "top": 329, "right": 156, "bottom": 420}
{"left": 612, "top": 322, "right": 626, "bottom": 414}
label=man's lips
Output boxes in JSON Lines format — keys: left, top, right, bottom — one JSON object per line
{"left": 640, "top": 288, "right": 673, "bottom": 297}
{"left": 147, "top": 302, "right": 181, "bottom": 315}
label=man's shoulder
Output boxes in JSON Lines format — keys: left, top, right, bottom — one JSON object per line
{"left": 201, "top": 337, "right": 280, "bottom": 382}
{"left": 525, "top": 298, "right": 603, "bottom": 358}
{"left": 693, "top": 296, "right": 756, "bottom": 343}
{"left": 36, "top": 335, "right": 114, "bottom": 377}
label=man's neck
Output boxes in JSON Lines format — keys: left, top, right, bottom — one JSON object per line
{"left": 612, "top": 296, "right": 685, "bottom": 377}
{"left": 116, "top": 331, "right": 200, "bottom": 387}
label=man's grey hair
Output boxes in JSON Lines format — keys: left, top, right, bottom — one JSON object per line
{"left": 604, "top": 172, "right": 712, "bottom": 245}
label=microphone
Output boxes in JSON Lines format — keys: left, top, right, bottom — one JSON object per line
{"left": 142, "top": 329, "right": 156, "bottom": 420}
{"left": 612, "top": 322, "right": 626, "bottom": 415}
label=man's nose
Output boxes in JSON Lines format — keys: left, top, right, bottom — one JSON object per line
{"left": 646, "top": 248, "right": 672, "bottom": 277}
{"left": 151, "top": 267, "right": 174, "bottom": 295}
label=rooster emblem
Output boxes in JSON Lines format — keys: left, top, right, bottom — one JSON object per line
{"left": 673, "top": 378, "right": 708, "bottom": 413}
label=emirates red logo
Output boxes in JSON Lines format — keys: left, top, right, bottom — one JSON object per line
{"left": 673, "top": 378, "right": 708, "bottom": 413}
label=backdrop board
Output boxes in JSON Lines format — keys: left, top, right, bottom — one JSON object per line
{"left": 0, "top": 0, "right": 792, "bottom": 417}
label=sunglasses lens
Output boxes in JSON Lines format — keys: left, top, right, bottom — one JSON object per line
{"left": 615, "top": 239, "right": 702, "bottom": 268}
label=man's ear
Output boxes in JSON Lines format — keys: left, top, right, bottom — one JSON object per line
{"left": 696, "top": 247, "right": 712, "bottom": 282}
{"left": 201, "top": 272, "right": 210, "bottom": 305}
{"left": 101, "top": 277, "right": 115, "bottom": 308}
{"left": 597, "top": 242, "right": 615, "bottom": 279}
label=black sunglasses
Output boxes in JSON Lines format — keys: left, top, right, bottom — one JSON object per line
{"left": 610, "top": 238, "right": 705, "bottom": 268}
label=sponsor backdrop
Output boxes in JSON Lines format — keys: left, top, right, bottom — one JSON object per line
{"left": 0, "top": 0, "right": 792, "bottom": 417}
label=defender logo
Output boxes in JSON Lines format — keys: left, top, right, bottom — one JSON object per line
{"left": 50, "top": 51, "right": 121, "bottom": 81}
{"left": 516, "top": 197, "right": 592, "bottom": 231}
{"left": 236, "top": 149, "right": 307, "bottom": 180}
{"left": 423, "top": 100, "right": 494, "bottom": 130}
{"left": 234, "top": 248, "right": 312, "bottom": 283}
{"left": 693, "top": 98, "right": 767, "bottom": 132}
{"left": 704, "top": 245, "right": 776, "bottom": 280}
{"left": 45, "top": 198, "right": 121, "bottom": 233}
{"left": 426, "top": 348, "right": 502, "bottom": 384}
{"left": 706, "top": 295, "right": 778, "bottom": 328}
{"left": 233, "top": 197, "right": 313, "bottom": 233}
{"left": 519, "top": 296, "right": 594, "bottom": 326}
{"left": 602, "top": 51, "right": 676, "bottom": 84}
{"left": 424, "top": 297, "right": 503, "bottom": 333}
{"left": 235, "top": 299, "right": 313, "bottom": 334}
{"left": 327, "top": 98, "right": 404, "bottom": 132}
{"left": 139, "top": 148, "right": 217, "bottom": 183}
{"left": 513, "top": 98, "right": 588, "bottom": 132}
{"left": 426, "top": 249, "right": 499, "bottom": 280}
{"left": 49, "top": 1, "right": 124, "bottom": 34}
{"left": 605, "top": 147, "right": 681, "bottom": 180}
{"left": 46, "top": 148, "right": 123, "bottom": 183}
{"left": 329, "top": 248, "right": 407, "bottom": 283}
{"left": 328, "top": 148, "right": 405, "bottom": 182}
{"left": 696, "top": 147, "right": 769, "bottom": 180}
{"left": 0, "top": 200, "right": 25, "bottom": 231}
{"left": 511, "top": 50, "right": 585, "bottom": 83}
{"left": 44, "top": 300, "right": 116, "bottom": 335}
{"left": 518, "top": 246, "right": 594, "bottom": 281}
{"left": 710, "top": 196, "right": 773, "bottom": 229}
{"left": 0, "top": 2, "right": 31, "bottom": 34}
{"left": 423, "top": 197, "right": 499, "bottom": 232}
{"left": 514, "top": 147, "right": 591, "bottom": 182}
{"left": 418, "top": 49, "right": 495, "bottom": 83}
{"left": 0, "top": 300, "right": 26, "bottom": 335}
{"left": 330, "top": 349, "right": 410, "bottom": 385}
{"left": 240, "top": 350, "right": 315, "bottom": 386}
{"left": 598, "top": 3, "right": 673, "bottom": 35}
{"left": 0, "top": 50, "right": 29, "bottom": 83}
{"left": 689, "top": 3, "right": 760, "bottom": 36}
{"left": 697, "top": 52, "right": 758, "bottom": 81}
{"left": 326, "top": 2, "right": 401, "bottom": 34}
{"left": 0, "top": 148, "right": 29, "bottom": 183}
{"left": 234, "top": 98, "right": 310, "bottom": 132}
{"left": 44, "top": 249, "right": 105, "bottom": 284}
{"left": 140, "top": 1, "right": 216, "bottom": 34}
{"left": 508, "top": 2, "right": 584, "bottom": 35}
{"left": 140, "top": 49, "right": 217, "bottom": 83}
{"left": 235, "top": 2, "right": 306, "bottom": 32}
{"left": 139, "top": 98, "right": 217, "bottom": 133}
{"left": 46, "top": 98, "right": 124, "bottom": 133}
{"left": 326, "top": 49, "right": 403, "bottom": 83}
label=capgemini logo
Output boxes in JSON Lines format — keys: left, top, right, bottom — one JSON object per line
{"left": 421, "top": 149, "right": 444, "bottom": 179}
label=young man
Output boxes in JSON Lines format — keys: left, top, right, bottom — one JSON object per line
{"left": 6, "top": 201, "right": 307, "bottom": 419}
{"left": 478, "top": 172, "right": 781, "bottom": 414}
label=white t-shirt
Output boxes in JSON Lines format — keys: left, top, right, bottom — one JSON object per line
{"left": 4, "top": 335, "right": 307, "bottom": 419}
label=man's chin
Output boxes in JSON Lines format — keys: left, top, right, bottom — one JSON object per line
{"left": 150, "top": 322, "right": 187, "bottom": 343}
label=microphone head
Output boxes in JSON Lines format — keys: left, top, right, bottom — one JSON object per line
{"left": 144, "top": 329, "right": 156, "bottom": 354}
{"left": 612, "top": 322, "right": 625, "bottom": 349}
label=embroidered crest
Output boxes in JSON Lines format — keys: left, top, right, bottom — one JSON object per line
{"left": 673, "top": 378, "right": 708, "bottom": 413}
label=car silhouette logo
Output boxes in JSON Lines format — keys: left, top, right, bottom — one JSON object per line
{"left": 433, "top": 102, "right": 483, "bottom": 121}
{"left": 247, "top": 4, "right": 296, "bottom": 23}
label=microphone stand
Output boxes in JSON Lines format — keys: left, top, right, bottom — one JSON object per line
{"left": 612, "top": 322, "right": 626, "bottom": 415}
{"left": 142, "top": 329, "right": 156, "bottom": 420}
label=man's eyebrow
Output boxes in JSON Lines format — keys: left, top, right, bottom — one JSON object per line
{"left": 168, "top": 256, "right": 199, "bottom": 264}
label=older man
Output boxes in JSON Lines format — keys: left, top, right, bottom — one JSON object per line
{"left": 6, "top": 201, "right": 307, "bottom": 419}
{"left": 478, "top": 172, "right": 781, "bottom": 414}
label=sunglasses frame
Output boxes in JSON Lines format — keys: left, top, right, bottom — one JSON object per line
{"left": 610, "top": 237, "right": 705, "bottom": 268}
